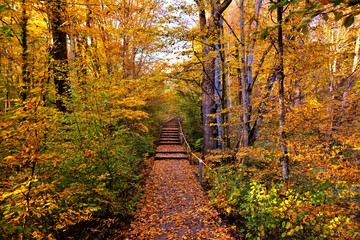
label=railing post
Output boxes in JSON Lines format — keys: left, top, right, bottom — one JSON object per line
{"left": 189, "top": 148, "right": 192, "bottom": 164}
{"left": 180, "top": 132, "right": 183, "bottom": 144}
{"left": 199, "top": 159, "right": 203, "bottom": 184}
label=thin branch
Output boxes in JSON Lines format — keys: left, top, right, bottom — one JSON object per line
{"left": 221, "top": 15, "right": 241, "bottom": 44}
{"left": 250, "top": 44, "right": 272, "bottom": 92}
{"left": 0, "top": 19, "right": 22, "bottom": 44}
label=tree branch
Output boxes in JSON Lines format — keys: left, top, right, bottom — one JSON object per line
{"left": 219, "top": 0, "right": 233, "bottom": 14}
{"left": 221, "top": 15, "right": 241, "bottom": 44}
{"left": 249, "top": 44, "right": 272, "bottom": 93}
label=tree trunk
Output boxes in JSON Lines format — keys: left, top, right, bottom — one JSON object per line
{"left": 336, "top": 33, "right": 359, "bottom": 126}
{"left": 214, "top": 14, "right": 225, "bottom": 150}
{"left": 195, "top": 0, "right": 232, "bottom": 154}
{"left": 223, "top": 36, "right": 231, "bottom": 149}
{"left": 248, "top": 44, "right": 272, "bottom": 145}
{"left": 214, "top": 44, "right": 222, "bottom": 150}
{"left": 196, "top": 0, "right": 215, "bottom": 154}
{"left": 247, "top": 0, "right": 262, "bottom": 87}
{"left": 328, "top": 28, "right": 340, "bottom": 136}
{"left": 276, "top": 1, "right": 289, "bottom": 182}
{"left": 20, "top": 0, "right": 30, "bottom": 102}
{"left": 202, "top": 64, "right": 217, "bottom": 153}
{"left": 48, "top": 0, "right": 70, "bottom": 112}
{"left": 5, "top": 90, "right": 10, "bottom": 114}
{"left": 237, "top": 0, "right": 263, "bottom": 148}
{"left": 239, "top": 0, "right": 251, "bottom": 147}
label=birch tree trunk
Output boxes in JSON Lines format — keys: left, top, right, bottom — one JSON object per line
{"left": 214, "top": 42, "right": 222, "bottom": 149}
{"left": 239, "top": 0, "right": 250, "bottom": 147}
{"left": 246, "top": 0, "right": 262, "bottom": 86}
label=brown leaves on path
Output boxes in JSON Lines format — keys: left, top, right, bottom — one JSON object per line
{"left": 125, "top": 160, "right": 234, "bottom": 239}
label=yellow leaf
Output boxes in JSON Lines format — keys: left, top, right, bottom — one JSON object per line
{"left": 226, "top": 206, "right": 232, "bottom": 214}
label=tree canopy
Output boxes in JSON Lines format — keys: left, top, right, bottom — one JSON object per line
{"left": 0, "top": 0, "right": 359, "bottom": 239}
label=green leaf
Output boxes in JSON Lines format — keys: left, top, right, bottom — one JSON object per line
{"left": 334, "top": 11, "right": 343, "bottom": 21}
{"left": 260, "top": 30, "right": 269, "bottom": 40}
{"left": 278, "top": 0, "right": 290, "bottom": 8}
{"left": 0, "top": 4, "right": 11, "bottom": 12}
{"left": 269, "top": 4, "right": 277, "bottom": 12}
{"left": 269, "top": 1, "right": 289, "bottom": 11}
{"left": 332, "top": 0, "right": 344, "bottom": 7}
{"left": 285, "top": 222, "right": 291, "bottom": 229}
{"left": 323, "top": 13, "right": 329, "bottom": 21}
{"left": 344, "top": 15, "right": 355, "bottom": 28}
{"left": 301, "top": 25, "right": 309, "bottom": 34}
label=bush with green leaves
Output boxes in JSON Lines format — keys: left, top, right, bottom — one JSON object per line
{"left": 206, "top": 164, "right": 359, "bottom": 239}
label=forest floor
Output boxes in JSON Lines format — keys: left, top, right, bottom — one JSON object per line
{"left": 123, "top": 159, "right": 235, "bottom": 239}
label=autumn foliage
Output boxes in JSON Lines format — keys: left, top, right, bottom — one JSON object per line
{"left": 1, "top": 0, "right": 360, "bottom": 239}
{"left": 171, "top": 0, "right": 359, "bottom": 239}
{"left": 0, "top": 0, "right": 171, "bottom": 239}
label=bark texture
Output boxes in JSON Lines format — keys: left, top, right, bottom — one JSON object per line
{"left": 48, "top": 0, "right": 70, "bottom": 112}
{"left": 276, "top": 2, "right": 290, "bottom": 182}
{"left": 195, "top": 0, "right": 232, "bottom": 154}
{"left": 20, "top": 0, "right": 30, "bottom": 102}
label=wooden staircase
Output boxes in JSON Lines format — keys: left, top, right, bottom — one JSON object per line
{"left": 154, "top": 119, "right": 188, "bottom": 160}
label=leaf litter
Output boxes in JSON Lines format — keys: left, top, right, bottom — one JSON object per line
{"left": 125, "top": 160, "right": 234, "bottom": 239}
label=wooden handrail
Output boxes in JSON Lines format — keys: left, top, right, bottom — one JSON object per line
{"left": 178, "top": 120, "right": 204, "bottom": 184}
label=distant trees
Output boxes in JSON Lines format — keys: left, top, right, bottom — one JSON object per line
{"left": 1, "top": 0, "right": 359, "bottom": 238}
{"left": 0, "top": 0, "right": 172, "bottom": 238}
{"left": 195, "top": 0, "right": 233, "bottom": 154}
{"left": 189, "top": 0, "right": 359, "bottom": 180}
{"left": 181, "top": 0, "right": 360, "bottom": 238}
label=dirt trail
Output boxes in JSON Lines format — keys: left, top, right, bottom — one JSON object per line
{"left": 125, "top": 119, "right": 233, "bottom": 239}
{"left": 126, "top": 160, "right": 234, "bottom": 239}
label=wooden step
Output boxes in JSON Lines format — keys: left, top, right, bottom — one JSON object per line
{"left": 159, "top": 138, "right": 180, "bottom": 141}
{"left": 159, "top": 141, "right": 181, "bottom": 145}
{"left": 158, "top": 140, "right": 181, "bottom": 143}
{"left": 155, "top": 119, "right": 186, "bottom": 157}
{"left": 156, "top": 150, "right": 187, "bottom": 154}
{"left": 154, "top": 156, "right": 188, "bottom": 160}
{"left": 154, "top": 154, "right": 188, "bottom": 160}
{"left": 156, "top": 145, "right": 184, "bottom": 151}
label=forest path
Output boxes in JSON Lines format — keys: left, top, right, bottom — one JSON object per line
{"left": 125, "top": 119, "right": 234, "bottom": 239}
